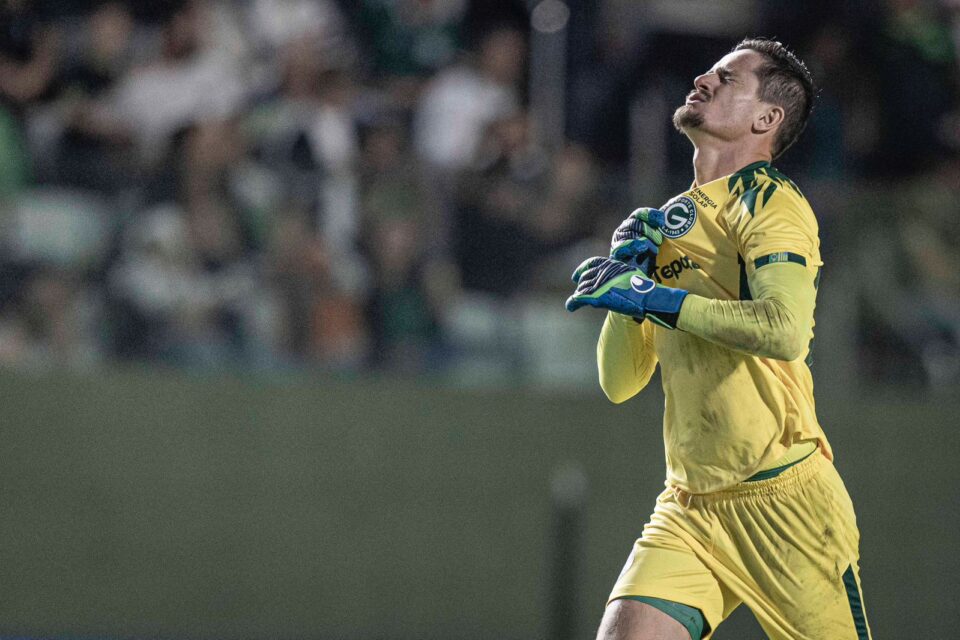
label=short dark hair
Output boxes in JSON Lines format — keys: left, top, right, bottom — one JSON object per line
{"left": 734, "top": 38, "right": 815, "bottom": 158}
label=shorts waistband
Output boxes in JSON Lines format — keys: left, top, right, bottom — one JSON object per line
{"left": 672, "top": 448, "right": 827, "bottom": 507}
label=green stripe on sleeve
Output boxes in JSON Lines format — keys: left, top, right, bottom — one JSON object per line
{"left": 753, "top": 252, "right": 807, "bottom": 270}
{"left": 737, "top": 255, "right": 752, "bottom": 301}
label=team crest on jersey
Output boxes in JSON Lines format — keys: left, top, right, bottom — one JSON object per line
{"left": 661, "top": 196, "right": 697, "bottom": 239}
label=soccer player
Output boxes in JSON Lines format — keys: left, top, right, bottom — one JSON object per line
{"left": 565, "top": 39, "right": 871, "bottom": 639}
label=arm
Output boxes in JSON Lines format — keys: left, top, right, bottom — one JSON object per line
{"left": 597, "top": 311, "right": 658, "bottom": 403}
{"left": 677, "top": 261, "right": 816, "bottom": 361}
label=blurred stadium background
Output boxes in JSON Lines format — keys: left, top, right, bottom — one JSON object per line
{"left": 0, "top": 0, "right": 957, "bottom": 638}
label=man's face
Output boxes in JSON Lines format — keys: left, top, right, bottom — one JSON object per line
{"left": 673, "top": 49, "right": 769, "bottom": 144}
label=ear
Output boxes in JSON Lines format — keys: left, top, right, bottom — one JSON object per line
{"left": 754, "top": 105, "right": 785, "bottom": 135}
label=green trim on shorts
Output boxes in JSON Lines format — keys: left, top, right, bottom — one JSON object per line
{"left": 744, "top": 449, "right": 816, "bottom": 482}
{"left": 618, "top": 595, "right": 706, "bottom": 639}
{"left": 842, "top": 565, "right": 870, "bottom": 639}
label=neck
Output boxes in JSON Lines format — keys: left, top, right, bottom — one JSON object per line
{"left": 691, "top": 141, "right": 771, "bottom": 186}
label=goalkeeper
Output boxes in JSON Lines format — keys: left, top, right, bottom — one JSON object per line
{"left": 566, "top": 40, "right": 871, "bottom": 640}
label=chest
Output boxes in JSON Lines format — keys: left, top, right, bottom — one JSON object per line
{"left": 651, "top": 188, "right": 744, "bottom": 300}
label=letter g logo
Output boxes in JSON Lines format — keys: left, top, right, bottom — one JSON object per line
{"left": 660, "top": 196, "right": 698, "bottom": 239}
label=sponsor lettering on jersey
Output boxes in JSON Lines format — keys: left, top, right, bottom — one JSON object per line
{"left": 691, "top": 187, "right": 718, "bottom": 210}
{"left": 651, "top": 254, "right": 701, "bottom": 283}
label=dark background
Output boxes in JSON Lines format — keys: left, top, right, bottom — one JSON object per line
{"left": 1, "top": 372, "right": 957, "bottom": 638}
{"left": 0, "top": 0, "right": 957, "bottom": 638}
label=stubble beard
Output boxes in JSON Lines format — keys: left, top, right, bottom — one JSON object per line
{"left": 672, "top": 104, "right": 704, "bottom": 131}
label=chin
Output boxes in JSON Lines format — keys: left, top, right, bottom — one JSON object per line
{"left": 672, "top": 105, "right": 704, "bottom": 131}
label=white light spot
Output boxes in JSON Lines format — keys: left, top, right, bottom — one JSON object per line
{"left": 531, "top": 0, "right": 570, "bottom": 34}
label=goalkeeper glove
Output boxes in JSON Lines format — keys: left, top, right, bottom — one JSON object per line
{"left": 565, "top": 256, "right": 688, "bottom": 329}
{"left": 610, "top": 208, "right": 665, "bottom": 275}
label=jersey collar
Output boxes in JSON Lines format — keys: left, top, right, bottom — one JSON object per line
{"left": 690, "top": 160, "right": 773, "bottom": 190}
{"left": 736, "top": 160, "right": 772, "bottom": 173}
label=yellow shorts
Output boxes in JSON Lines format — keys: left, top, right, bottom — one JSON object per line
{"left": 609, "top": 451, "right": 872, "bottom": 639}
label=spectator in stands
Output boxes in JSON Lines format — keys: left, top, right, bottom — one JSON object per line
{"left": 0, "top": 0, "right": 60, "bottom": 110}
{"left": 262, "top": 206, "right": 371, "bottom": 370}
{"left": 453, "top": 111, "right": 596, "bottom": 298}
{"left": 0, "top": 0, "right": 59, "bottom": 197}
{"left": 414, "top": 25, "right": 525, "bottom": 173}
{"left": 350, "top": 0, "right": 467, "bottom": 79}
{"left": 107, "top": 121, "right": 262, "bottom": 367}
{"left": 108, "top": 0, "right": 246, "bottom": 165}
{"left": 49, "top": 2, "right": 136, "bottom": 192}
{"left": 0, "top": 0, "right": 952, "bottom": 392}
{"left": 246, "top": 0, "right": 350, "bottom": 60}
{"left": 359, "top": 112, "right": 452, "bottom": 371}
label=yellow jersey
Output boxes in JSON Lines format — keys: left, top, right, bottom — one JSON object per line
{"left": 610, "top": 161, "right": 831, "bottom": 493}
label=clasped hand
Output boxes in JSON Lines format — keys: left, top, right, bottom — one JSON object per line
{"left": 565, "top": 208, "right": 687, "bottom": 329}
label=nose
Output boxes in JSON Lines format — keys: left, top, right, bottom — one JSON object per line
{"left": 693, "top": 72, "right": 713, "bottom": 95}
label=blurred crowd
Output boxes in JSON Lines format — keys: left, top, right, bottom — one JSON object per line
{"left": 0, "top": 0, "right": 956, "bottom": 390}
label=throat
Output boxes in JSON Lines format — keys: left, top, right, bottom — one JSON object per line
{"left": 692, "top": 145, "right": 771, "bottom": 186}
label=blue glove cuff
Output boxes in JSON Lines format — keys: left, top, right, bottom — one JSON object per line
{"left": 643, "top": 287, "right": 688, "bottom": 329}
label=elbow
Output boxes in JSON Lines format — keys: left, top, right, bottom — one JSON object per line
{"left": 599, "top": 370, "right": 648, "bottom": 404}
{"left": 756, "top": 300, "right": 812, "bottom": 361}
{"left": 766, "top": 342, "right": 805, "bottom": 362}
{"left": 599, "top": 375, "right": 637, "bottom": 404}
{"left": 602, "top": 386, "right": 633, "bottom": 404}
{"left": 764, "top": 327, "right": 809, "bottom": 361}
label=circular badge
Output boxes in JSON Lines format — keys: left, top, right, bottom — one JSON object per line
{"left": 630, "top": 275, "right": 655, "bottom": 293}
{"left": 661, "top": 196, "right": 697, "bottom": 239}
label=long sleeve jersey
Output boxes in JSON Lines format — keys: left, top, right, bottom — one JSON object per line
{"left": 597, "top": 161, "right": 830, "bottom": 493}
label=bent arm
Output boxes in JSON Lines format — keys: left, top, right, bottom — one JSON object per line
{"left": 597, "top": 311, "right": 658, "bottom": 403}
{"left": 676, "top": 262, "right": 816, "bottom": 361}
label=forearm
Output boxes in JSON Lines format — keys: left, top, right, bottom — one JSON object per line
{"left": 676, "top": 263, "right": 816, "bottom": 361}
{"left": 677, "top": 296, "right": 807, "bottom": 360}
{"left": 597, "top": 311, "right": 657, "bottom": 403}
